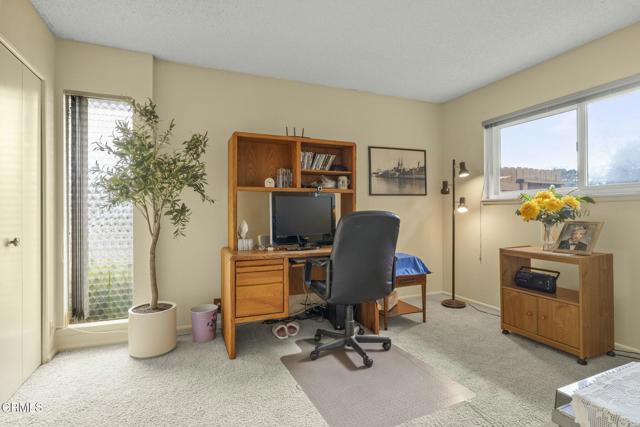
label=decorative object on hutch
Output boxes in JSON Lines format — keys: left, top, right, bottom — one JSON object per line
{"left": 500, "top": 246, "right": 614, "bottom": 365}
{"left": 515, "top": 186, "right": 594, "bottom": 251}
{"left": 440, "top": 159, "right": 470, "bottom": 309}
{"left": 221, "top": 132, "right": 377, "bottom": 359}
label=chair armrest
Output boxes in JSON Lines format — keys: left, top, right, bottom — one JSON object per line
{"left": 304, "top": 257, "right": 329, "bottom": 286}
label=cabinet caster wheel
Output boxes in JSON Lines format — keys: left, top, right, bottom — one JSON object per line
{"left": 382, "top": 341, "right": 391, "bottom": 351}
{"left": 310, "top": 350, "right": 320, "bottom": 361}
{"left": 577, "top": 358, "right": 587, "bottom": 366}
{"left": 363, "top": 357, "right": 373, "bottom": 368}
{"left": 357, "top": 327, "right": 365, "bottom": 335}
{"left": 607, "top": 351, "right": 616, "bottom": 357}
{"left": 314, "top": 333, "right": 322, "bottom": 342}
{"left": 502, "top": 330, "right": 510, "bottom": 335}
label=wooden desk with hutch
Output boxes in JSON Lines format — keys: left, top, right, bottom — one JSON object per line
{"left": 220, "top": 132, "right": 379, "bottom": 359}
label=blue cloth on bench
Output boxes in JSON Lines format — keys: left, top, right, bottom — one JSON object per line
{"left": 395, "top": 252, "right": 431, "bottom": 276}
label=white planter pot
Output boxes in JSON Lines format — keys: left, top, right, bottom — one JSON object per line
{"left": 128, "top": 301, "right": 177, "bottom": 358}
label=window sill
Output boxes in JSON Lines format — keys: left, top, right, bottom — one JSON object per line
{"left": 483, "top": 192, "right": 640, "bottom": 205}
{"left": 67, "top": 318, "right": 128, "bottom": 331}
{"left": 55, "top": 319, "right": 128, "bottom": 352}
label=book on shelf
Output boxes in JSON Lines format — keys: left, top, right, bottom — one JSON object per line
{"left": 301, "top": 151, "right": 336, "bottom": 171}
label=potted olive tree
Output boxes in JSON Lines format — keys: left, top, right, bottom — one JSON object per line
{"left": 94, "top": 100, "right": 213, "bottom": 358}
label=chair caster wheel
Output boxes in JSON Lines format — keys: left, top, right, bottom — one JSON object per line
{"left": 363, "top": 357, "right": 373, "bottom": 368}
{"left": 314, "top": 333, "right": 322, "bottom": 342}
{"left": 577, "top": 358, "right": 587, "bottom": 366}
{"left": 607, "top": 351, "right": 616, "bottom": 357}
{"left": 310, "top": 350, "right": 320, "bottom": 361}
{"left": 502, "top": 330, "right": 510, "bottom": 335}
{"left": 382, "top": 341, "right": 391, "bottom": 351}
{"left": 357, "top": 327, "right": 365, "bottom": 335}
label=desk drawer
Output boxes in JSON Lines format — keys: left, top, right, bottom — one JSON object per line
{"left": 236, "top": 269, "right": 283, "bottom": 286}
{"left": 395, "top": 274, "right": 426, "bottom": 287}
{"left": 236, "top": 283, "right": 284, "bottom": 317}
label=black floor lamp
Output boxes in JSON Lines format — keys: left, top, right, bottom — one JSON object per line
{"left": 440, "top": 159, "right": 470, "bottom": 309}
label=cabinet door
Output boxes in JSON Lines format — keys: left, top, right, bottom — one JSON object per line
{"left": 502, "top": 288, "right": 537, "bottom": 334}
{"left": 538, "top": 299, "right": 580, "bottom": 348}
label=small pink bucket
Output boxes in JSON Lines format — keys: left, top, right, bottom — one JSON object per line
{"left": 191, "top": 304, "right": 218, "bottom": 342}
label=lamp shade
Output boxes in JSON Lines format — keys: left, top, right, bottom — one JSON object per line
{"left": 440, "top": 180, "right": 450, "bottom": 194}
{"left": 458, "top": 162, "right": 470, "bottom": 178}
{"left": 456, "top": 197, "right": 469, "bottom": 213}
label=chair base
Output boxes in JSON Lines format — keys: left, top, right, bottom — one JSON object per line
{"left": 310, "top": 305, "right": 390, "bottom": 368}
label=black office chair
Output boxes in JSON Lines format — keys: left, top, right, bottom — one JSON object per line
{"left": 304, "top": 210, "right": 400, "bottom": 368}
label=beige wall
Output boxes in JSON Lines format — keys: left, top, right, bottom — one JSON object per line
{"left": 442, "top": 22, "right": 640, "bottom": 351}
{"left": 0, "top": 0, "right": 57, "bottom": 360}
{"left": 49, "top": 41, "right": 443, "bottom": 348}
{"left": 153, "top": 59, "right": 444, "bottom": 329}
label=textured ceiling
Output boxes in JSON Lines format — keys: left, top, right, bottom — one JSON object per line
{"left": 31, "top": 0, "right": 640, "bottom": 102}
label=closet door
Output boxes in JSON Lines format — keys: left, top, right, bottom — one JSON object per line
{"left": 21, "top": 68, "right": 42, "bottom": 381}
{"left": 0, "top": 44, "right": 42, "bottom": 402}
{"left": 0, "top": 45, "right": 24, "bottom": 403}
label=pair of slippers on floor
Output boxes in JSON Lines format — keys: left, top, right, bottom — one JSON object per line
{"left": 272, "top": 322, "right": 300, "bottom": 339}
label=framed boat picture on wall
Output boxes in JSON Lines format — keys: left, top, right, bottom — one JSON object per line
{"left": 368, "top": 146, "right": 427, "bottom": 195}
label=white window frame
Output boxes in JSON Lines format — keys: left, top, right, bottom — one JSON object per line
{"left": 484, "top": 76, "right": 640, "bottom": 201}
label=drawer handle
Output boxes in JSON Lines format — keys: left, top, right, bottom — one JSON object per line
{"left": 541, "top": 315, "right": 547, "bottom": 320}
{"left": 526, "top": 311, "right": 533, "bottom": 316}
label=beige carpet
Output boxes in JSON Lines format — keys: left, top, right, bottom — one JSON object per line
{"left": 3, "top": 294, "right": 628, "bottom": 426}
{"left": 282, "top": 338, "right": 474, "bottom": 427}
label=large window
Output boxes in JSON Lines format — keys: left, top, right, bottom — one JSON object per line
{"left": 66, "top": 95, "right": 134, "bottom": 323}
{"left": 485, "top": 80, "right": 640, "bottom": 199}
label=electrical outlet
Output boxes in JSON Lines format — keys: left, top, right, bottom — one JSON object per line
{"left": 49, "top": 320, "right": 55, "bottom": 335}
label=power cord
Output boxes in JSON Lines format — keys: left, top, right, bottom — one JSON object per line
{"left": 262, "top": 304, "right": 327, "bottom": 325}
{"left": 468, "top": 303, "right": 500, "bottom": 317}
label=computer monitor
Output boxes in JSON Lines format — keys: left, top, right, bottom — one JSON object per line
{"left": 270, "top": 192, "right": 336, "bottom": 246}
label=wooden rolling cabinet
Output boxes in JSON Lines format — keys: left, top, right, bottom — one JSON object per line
{"left": 500, "top": 246, "right": 614, "bottom": 365}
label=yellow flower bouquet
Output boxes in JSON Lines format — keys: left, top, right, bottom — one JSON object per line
{"left": 516, "top": 186, "right": 594, "bottom": 249}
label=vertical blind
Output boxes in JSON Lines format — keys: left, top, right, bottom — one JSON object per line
{"left": 67, "top": 95, "right": 89, "bottom": 321}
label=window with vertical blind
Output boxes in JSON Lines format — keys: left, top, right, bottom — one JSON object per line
{"left": 66, "top": 95, "right": 134, "bottom": 323}
{"left": 484, "top": 75, "right": 640, "bottom": 200}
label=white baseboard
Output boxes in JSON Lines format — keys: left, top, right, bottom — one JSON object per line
{"left": 614, "top": 342, "right": 640, "bottom": 354}
{"left": 55, "top": 321, "right": 194, "bottom": 352}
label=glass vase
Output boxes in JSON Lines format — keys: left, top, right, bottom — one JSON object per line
{"left": 542, "top": 223, "right": 556, "bottom": 251}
